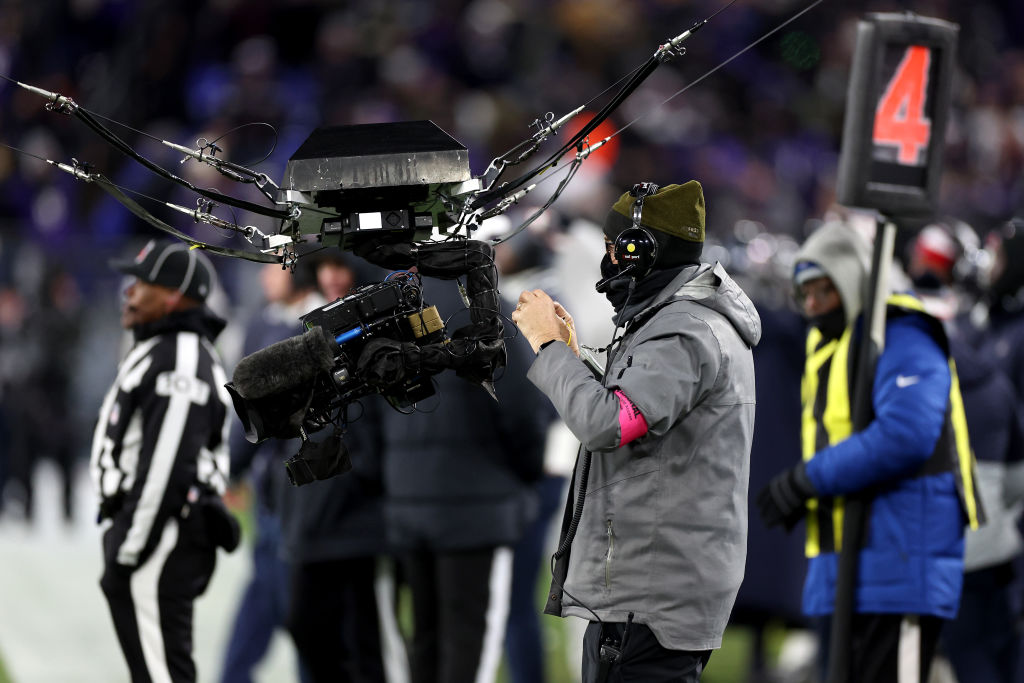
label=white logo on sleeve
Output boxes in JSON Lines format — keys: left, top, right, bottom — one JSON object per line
{"left": 896, "top": 374, "right": 920, "bottom": 388}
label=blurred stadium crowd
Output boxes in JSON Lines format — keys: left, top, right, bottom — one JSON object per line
{"left": 1, "top": 0, "right": 1024, "bottom": 681}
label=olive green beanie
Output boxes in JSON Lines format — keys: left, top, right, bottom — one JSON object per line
{"left": 603, "top": 181, "right": 706, "bottom": 267}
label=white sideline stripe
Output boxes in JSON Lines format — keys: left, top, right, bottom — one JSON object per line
{"left": 474, "top": 546, "right": 513, "bottom": 683}
{"left": 898, "top": 615, "right": 921, "bottom": 683}
{"left": 375, "top": 557, "right": 410, "bottom": 683}
{"left": 130, "top": 517, "right": 179, "bottom": 683}
{"left": 118, "top": 333, "right": 198, "bottom": 564}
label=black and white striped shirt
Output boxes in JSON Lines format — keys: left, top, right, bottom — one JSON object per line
{"left": 90, "top": 308, "right": 231, "bottom": 567}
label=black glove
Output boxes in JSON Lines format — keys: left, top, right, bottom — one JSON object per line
{"left": 96, "top": 492, "right": 126, "bottom": 523}
{"left": 757, "top": 462, "right": 816, "bottom": 531}
{"left": 199, "top": 495, "right": 241, "bottom": 553}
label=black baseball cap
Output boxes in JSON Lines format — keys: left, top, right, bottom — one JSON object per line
{"left": 110, "top": 239, "right": 215, "bottom": 302}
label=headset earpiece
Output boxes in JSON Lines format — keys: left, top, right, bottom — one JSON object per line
{"left": 613, "top": 181, "right": 661, "bottom": 279}
{"left": 613, "top": 226, "right": 658, "bottom": 278}
{"left": 595, "top": 181, "right": 662, "bottom": 293}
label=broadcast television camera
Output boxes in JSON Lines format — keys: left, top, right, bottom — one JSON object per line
{"left": 226, "top": 271, "right": 455, "bottom": 485}
{"left": 227, "top": 272, "right": 440, "bottom": 433}
{"left": 226, "top": 241, "right": 504, "bottom": 485}
{"left": 224, "top": 122, "right": 506, "bottom": 486}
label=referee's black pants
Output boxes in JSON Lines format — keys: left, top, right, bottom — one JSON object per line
{"left": 100, "top": 517, "right": 216, "bottom": 683}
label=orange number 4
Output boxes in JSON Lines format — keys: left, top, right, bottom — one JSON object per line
{"left": 873, "top": 45, "right": 932, "bottom": 165}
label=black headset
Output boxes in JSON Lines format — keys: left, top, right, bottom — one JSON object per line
{"left": 595, "top": 182, "right": 661, "bottom": 293}
{"left": 612, "top": 182, "right": 660, "bottom": 278}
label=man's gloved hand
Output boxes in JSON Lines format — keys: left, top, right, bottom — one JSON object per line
{"left": 757, "top": 462, "right": 816, "bottom": 531}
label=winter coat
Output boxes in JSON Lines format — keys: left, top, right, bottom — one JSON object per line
{"left": 230, "top": 295, "right": 389, "bottom": 562}
{"left": 278, "top": 394, "right": 388, "bottom": 561}
{"left": 379, "top": 279, "right": 549, "bottom": 551}
{"left": 800, "top": 312, "right": 973, "bottom": 618}
{"left": 793, "top": 222, "right": 979, "bottom": 619}
{"left": 735, "top": 303, "right": 807, "bottom": 623}
{"left": 229, "top": 295, "right": 324, "bottom": 512}
{"left": 532, "top": 262, "right": 761, "bottom": 651}
{"left": 949, "top": 334, "right": 1024, "bottom": 572}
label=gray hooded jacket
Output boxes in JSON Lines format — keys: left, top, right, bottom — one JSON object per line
{"left": 529, "top": 262, "right": 761, "bottom": 650}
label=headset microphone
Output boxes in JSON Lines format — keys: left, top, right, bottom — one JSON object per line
{"left": 595, "top": 263, "right": 636, "bottom": 293}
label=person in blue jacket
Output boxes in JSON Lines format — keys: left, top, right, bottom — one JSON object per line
{"left": 756, "top": 220, "right": 983, "bottom": 683}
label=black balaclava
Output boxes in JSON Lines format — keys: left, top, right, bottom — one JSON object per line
{"left": 600, "top": 253, "right": 633, "bottom": 312}
{"left": 810, "top": 305, "right": 846, "bottom": 340}
{"left": 600, "top": 253, "right": 687, "bottom": 324}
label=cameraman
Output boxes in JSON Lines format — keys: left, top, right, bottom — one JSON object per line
{"left": 512, "top": 182, "right": 760, "bottom": 681}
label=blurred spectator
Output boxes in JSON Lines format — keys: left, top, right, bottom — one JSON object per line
{"left": 733, "top": 296, "right": 809, "bottom": 681}
{"left": 220, "top": 262, "right": 323, "bottom": 683}
{"left": 942, "top": 334, "right": 1024, "bottom": 683}
{"left": 0, "top": 280, "right": 31, "bottom": 519}
{"left": 929, "top": 220, "right": 1024, "bottom": 683}
{"left": 310, "top": 248, "right": 356, "bottom": 302}
{"left": 965, "top": 218, "right": 1024, "bottom": 398}
{"left": 3, "top": 262, "right": 83, "bottom": 524}
{"left": 378, "top": 277, "right": 547, "bottom": 683}
{"left": 277, "top": 255, "right": 409, "bottom": 683}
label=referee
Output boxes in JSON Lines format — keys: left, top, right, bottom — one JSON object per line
{"left": 91, "top": 239, "right": 237, "bottom": 682}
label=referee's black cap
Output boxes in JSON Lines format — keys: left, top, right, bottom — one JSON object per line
{"left": 110, "top": 239, "right": 215, "bottom": 303}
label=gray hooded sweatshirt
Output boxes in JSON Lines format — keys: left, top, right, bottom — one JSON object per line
{"left": 529, "top": 262, "right": 761, "bottom": 650}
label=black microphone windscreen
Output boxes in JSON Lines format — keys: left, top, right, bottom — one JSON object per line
{"left": 231, "top": 326, "right": 336, "bottom": 399}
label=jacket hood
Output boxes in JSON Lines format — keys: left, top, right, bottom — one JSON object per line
{"left": 645, "top": 262, "right": 762, "bottom": 347}
{"left": 794, "top": 221, "right": 871, "bottom": 327}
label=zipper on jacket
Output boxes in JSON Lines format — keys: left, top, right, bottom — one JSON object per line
{"left": 605, "top": 519, "right": 615, "bottom": 589}
{"left": 617, "top": 355, "right": 633, "bottom": 380}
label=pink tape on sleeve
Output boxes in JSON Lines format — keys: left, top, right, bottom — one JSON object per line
{"left": 615, "top": 390, "right": 648, "bottom": 446}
